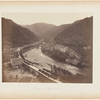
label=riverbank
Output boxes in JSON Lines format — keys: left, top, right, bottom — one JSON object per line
{"left": 23, "top": 48, "right": 92, "bottom": 83}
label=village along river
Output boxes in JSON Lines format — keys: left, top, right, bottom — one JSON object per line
{"left": 23, "top": 47, "right": 89, "bottom": 76}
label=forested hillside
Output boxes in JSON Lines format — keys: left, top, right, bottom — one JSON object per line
{"left": 2, "top": 18, "right": 39, "bottom": 48}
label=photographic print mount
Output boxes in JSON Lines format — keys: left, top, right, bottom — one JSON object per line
{"left": 2, "top": 13, "right": 93, "bottom": 83}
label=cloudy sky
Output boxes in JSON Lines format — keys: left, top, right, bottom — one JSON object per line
{"left": 2, "top": 13, "right": 92, "bottom": 26}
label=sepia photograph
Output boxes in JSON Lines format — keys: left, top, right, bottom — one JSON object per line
{"left": 2, "top": 13, "right": 93, "bottom": 83}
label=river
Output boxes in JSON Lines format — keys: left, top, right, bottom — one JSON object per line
{"left": 23, "top": 48, "right": 88, "bottom": 75}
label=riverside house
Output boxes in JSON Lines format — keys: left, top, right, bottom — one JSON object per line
{"left": 10, "top": 57, "right": 23, "bottom": 69}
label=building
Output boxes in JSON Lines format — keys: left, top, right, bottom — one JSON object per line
{"left": 10, "top": 57, "right": 23, "bottom": 69}
{"left": 83, "top": 46, "right": 91, "bottom": 51}
{"left": 65, "top": 58, "right": 79, "bottom": 65}
{"left": 69, "top": 49, "right": 82, "bottom": 61}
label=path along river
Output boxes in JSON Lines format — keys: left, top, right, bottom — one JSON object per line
{"left": 23, "top": 48, "right": 89, "bottom": 76}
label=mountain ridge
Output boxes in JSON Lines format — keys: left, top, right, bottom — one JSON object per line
{"left": 23, "top": 23, "right": 56, "bottom": 37}
{"left": 2, "top": 18, "right": 39, "bottom": 48}
{"left": 53, "top": 16, "right": 93, "bottom": 47}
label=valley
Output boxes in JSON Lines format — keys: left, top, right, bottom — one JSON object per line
{"left": 2, "top": 16, "right": 93, "bottom": 83}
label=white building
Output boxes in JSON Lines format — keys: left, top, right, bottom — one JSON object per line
{"left": 10, "top": 57, "right": 23, "bottom": 69}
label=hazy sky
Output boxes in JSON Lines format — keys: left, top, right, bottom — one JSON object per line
{"left": 2, "top": 13, "right": 92, "bottom": 26}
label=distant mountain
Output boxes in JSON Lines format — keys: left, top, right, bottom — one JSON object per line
{"left": 43, "top": 24, "right": 71, "bottom": 41}
{"left": 23, "top": 23, "right": 56, "bottom": 37}
{"left": 2, "top": 18, "right": 39, "bottom": 48}
{"left": 54, "top": 16, "right": 93, "bottom": 48}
